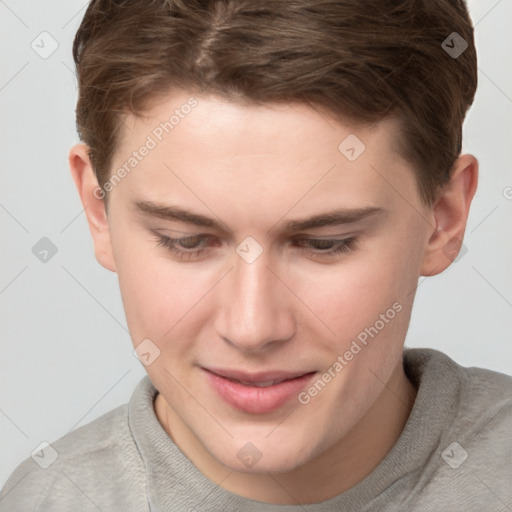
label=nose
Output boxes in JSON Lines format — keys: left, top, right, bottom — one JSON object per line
{"left": 214, "top": 245, "right": 295, "bottom": 353}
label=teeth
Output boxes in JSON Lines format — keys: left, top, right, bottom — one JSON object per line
{"left": 239, "top": 380, "right": 281, "bottom": 387}
{"left": 253, "top": 380, "right": 277, "bottom": 387}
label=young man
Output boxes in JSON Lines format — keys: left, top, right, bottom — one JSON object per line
{"left": 1, "top": 0, "right": 511, "bottom": 510}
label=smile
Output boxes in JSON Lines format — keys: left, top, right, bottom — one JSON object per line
{"left": 203, "top": 368, "right": 317, "bottom": 414}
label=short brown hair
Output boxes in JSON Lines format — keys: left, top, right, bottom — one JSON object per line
{"left": 72, "top": 0, "right": 477, "bottom": 206}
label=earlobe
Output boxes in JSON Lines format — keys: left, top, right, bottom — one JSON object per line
{"left": 420, "top": 154, "right": 478, "bottom": 276}
{"left": 68, "top": 143, "right": 117, "bottom": 273}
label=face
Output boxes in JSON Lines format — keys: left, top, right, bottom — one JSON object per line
{"left": 76, "top": 90, "right": 445, "bottom": 473}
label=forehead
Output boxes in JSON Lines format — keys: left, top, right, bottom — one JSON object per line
{"left": 113, "top": 90, "right": 418, "bottom": 220}
{"left": 122, "top": 89, "right": 399, "bottom": 160}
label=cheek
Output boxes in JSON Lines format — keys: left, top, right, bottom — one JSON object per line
{"left": 113, "top": 232, "right": 214, "bottom": 343}
{"left": 298, "top": 252, "right": 403, "bottom": 330}
{"left": 296, "top": 233, "right": 420, "bottom": 357}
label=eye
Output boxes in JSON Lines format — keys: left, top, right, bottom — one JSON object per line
{"left": 153, "top": 233, "right": 216, "bottom": 260}
{"left": 293, "top": 237, "right": 358, "bottom": 258}
{"left": 152, "top": 232, "right": 358, "bottom": 261}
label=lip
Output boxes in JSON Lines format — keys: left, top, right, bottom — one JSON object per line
{"left": 203, "top": 367, "right": 317, "bottom": 414}
{"left": 205, "top": 367, "right": 313, "bottom": 384}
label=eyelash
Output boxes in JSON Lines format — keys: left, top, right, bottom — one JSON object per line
{"left": 153, "top": 233, "right": 358, "bottom": 261}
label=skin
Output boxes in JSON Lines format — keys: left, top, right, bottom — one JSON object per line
{"left": 69, "top": 89, "right": 478, "bottom": 505}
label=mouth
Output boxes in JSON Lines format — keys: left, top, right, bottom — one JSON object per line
{"left": 202, "top": 367, "right": 317, "bottom": 414}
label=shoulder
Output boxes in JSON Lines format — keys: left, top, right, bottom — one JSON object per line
{"left": 403, "top": 348, "right": 512, "bottom": 510}
{"left": 446, "top": 353, "right": 512, "bottom": 461}
{"left": 405, "top": 346, "right": 512, "bottom": 399}
{"left": 448, "top": 352, "right": 512, "bottom": 455}
{"left": 0, "top": 402, "right": 147, "bottom": 511}
{"left": 406, "top": 347, "right": 512, "bottom": 434}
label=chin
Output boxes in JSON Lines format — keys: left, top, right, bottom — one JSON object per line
{"left": 206, "top": 436, "right": 317, "bottom": 475}
{"left": 225, "top": 455, "right": 308, "bottom": 475}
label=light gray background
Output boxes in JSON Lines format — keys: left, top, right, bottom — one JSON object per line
{"left": 1, "top": 0, "right": 511, "bottom": 490}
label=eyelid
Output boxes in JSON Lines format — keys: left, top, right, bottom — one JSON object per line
{"left": 152, "top": 226, "right": 360, "bottom": 239}
{"left": 291, "top": 232, "right": 359, "bottom": 239}
{"left": 152, "top": 230, "right": 359, "bottom": 263}
{"left": 150, "top": 227, "right": 361, "bottom": 247}
{"left": 152, "top": 227, "right": 205, "bottom": 237}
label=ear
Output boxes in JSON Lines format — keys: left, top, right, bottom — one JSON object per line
{"left": 68, "top": 143, "right": 117, "bottom": 273}
{"left": 420, "top": 154, "right": 478, "bottom": 276}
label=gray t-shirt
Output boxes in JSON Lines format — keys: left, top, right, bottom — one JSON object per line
{"left": 1, "top": 348, "right": 511, "bottom": 511}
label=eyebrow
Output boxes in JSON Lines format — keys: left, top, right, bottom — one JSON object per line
{"left": 134, "top": 200, "right": 385, "bottom": 234}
